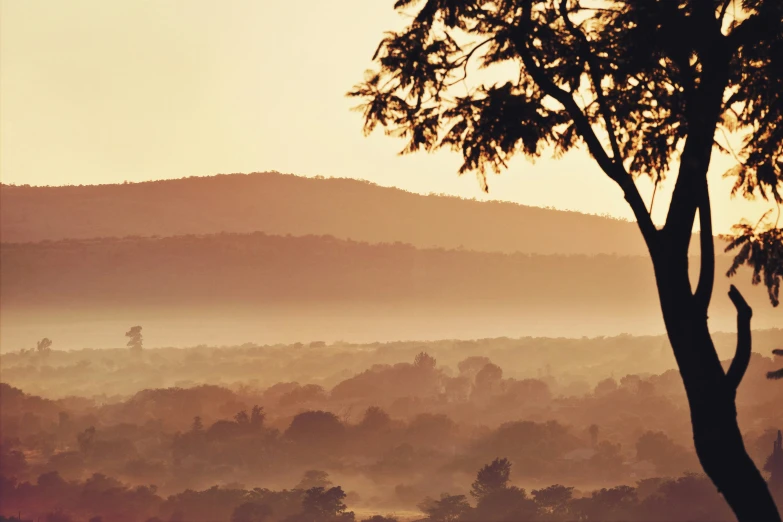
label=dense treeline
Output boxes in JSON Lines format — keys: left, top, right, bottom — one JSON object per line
{"left": 0, "top": 233, "right": 658, "bottom": 307}
{"left": 1, "top": 233, "right": 775, "bottom": 333}
{"left": 3, "top": 331, "right": 782, "bottom": 400}
{"left": 0, "top": 172, "right": 651, "bottom": 255}
{"left": 3, "top": 462, "right": 769, "bottom": 522}
{"left": 2, "top": 341, "right": 782, "bottom": 521}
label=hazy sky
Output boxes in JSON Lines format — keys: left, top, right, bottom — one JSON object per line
{"left": 0, "top": 0, "right": 773, "bottom": 233}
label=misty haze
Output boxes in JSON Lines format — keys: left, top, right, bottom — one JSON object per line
{"left": 2, "top": 2, "right": 783, "bottom": 522}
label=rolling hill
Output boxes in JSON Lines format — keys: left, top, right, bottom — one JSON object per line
{"left": 0, "top": 172, "right": 658, "bottom": 255}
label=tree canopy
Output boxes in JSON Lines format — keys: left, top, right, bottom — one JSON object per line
{"left": 349, "top": 0, "right": 782, "bottom": 305}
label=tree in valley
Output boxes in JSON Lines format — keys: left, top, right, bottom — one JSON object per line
{"left": 37, "top": 337, "right": 53, "bottom": 356}
{"left": 235, "top": 410, "right": 250, "bottom": 425}
{"left": 250, "top": 405, "right": 266, "bottom": 427}
{"left": 78, "top": 426, "right": 96, "bottom": 454}
{"left": 125, "top": 326, "right": 143, "bottom": 352}
{"left": 470, "top": 458, "right": 538, "bottom": 521}
{"left": 588, "top": 424, "right": 599, "bottom": 448}
{"left": 470, "top": 458, "right": 511, "bottom": 500}
{"left": 766, "top": 431, "right": 783, "bottom": 491}
{"left": 414, "top": 351, "right": 437, "bottom": 370}
{"left": 531, "top": 484, "right": 574, "bottom": 519}
{"left": 349, "top": 1, "right": 783, "bottom": 519}
{"left": 418, "top": 494, "right": 472, "bottom": 522}
{"left": 299, "top": 486, "right": 354, "bottom": 522}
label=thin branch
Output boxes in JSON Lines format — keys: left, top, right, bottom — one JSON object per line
{"left": 510, "top": 3, "right": 658, "bottom": 249}
{"left": 718, "top": 127, "right": 745, "bottom": 165}
{"left": 663, "top": 39, "right": 730, "bottom": 255}
{"left": 558, "top": 0, "right": 622, "bottom": 163}
{"left": 726, "top": 285, "right": 753, "bottom": 390}
{"left": 753, "top": 209, "right": 774, "bottom": 231}
{"left": 439, "top": 37, "right": 496, "bottom": 92}
{"left": 649, "top": 175, "right": 660, "bottom": 216}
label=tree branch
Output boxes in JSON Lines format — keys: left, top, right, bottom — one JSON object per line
{"left": 726, "top": 284, "right": 753, "bottom": 390}
{"left": 558, "top": 0, "right": 622, "bottom": 163}
{"left": 694, "top": 177, "right": 715, "bottom": 311}
{"left": 510, "top": 4, "right": 658, "bottom": 250}
{"left": 663, "top": 36, "right": 729, "bottom": 256}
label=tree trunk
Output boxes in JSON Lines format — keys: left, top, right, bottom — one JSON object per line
{"left": 654, "top": 258, "right": 781, "bottom": 521}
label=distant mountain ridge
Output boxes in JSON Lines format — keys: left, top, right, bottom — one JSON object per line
{"left": 0, "top": 171, "right": 660, "bottom": 255}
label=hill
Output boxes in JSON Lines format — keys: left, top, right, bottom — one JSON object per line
{"left": 1, "top": 232, "right": 775, "bottom": 350}
{"left": 0, "top": 172, "right": 657, "bottom": 255}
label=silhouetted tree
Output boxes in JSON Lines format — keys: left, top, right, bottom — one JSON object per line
{"left": 418, "top": 494, "right": 471, "bottom": 522}
{"left": 570, "top": 486, "right": 638, "bottom": 521}
{"left": 588, "top": 424, "right": 599, "bottom": 448}
{"left": 191, "top": 416, "right": 203, "bottom": 432}
{"left": 125, "top": 326, "right": 143, "bottom": 351}
{"left": 285, "top": 411, "right": 346, "bottom": 455}
{"left": 639, "top": 473, "right": 734, "bottom": 521}
{"left": 473, "top": 487, "right": 538, "bottom": 522}
{"left": 359, "top": 406, "right": 392, "bottom": 431}
{"left": 414, "top": 352, "right": 437, "bottom": 370}
{"left": 473, "top": 363, "right": 503, "bottom": 398}
{"left": 349, "top": 2, "right": 783, "bottom": 519}
{"left": 235, "top": 410, "right": 250, "bottom": 425}
{"left": 250, "top": 405, "right": 266, "bottom": 427}
{"left": 591, "top": 440, "right": 626, "bottom": 479}
{"left": 37, "top": 338, "right": 52, "bottom": 356}
{"left": 636, "top": 430, "right": 696, "bottom": 476}
{"left": 766, "top": 431, "right": 783, "bottom": 489}
{"left": 594, "top": 378, "right": 618, "bottom": 397}
{"left": 458, "top": 356, "right": 492, "bottom": 376}
{"left": 470, "top": 459, "right": 538, "bottom": 521}
{"left": 532, "top": 485, "right": 574, "bottom": 519}
{"left": 299, "top": 486, "right": 354, "bottom": 522}
{"left": 470, "top": 458, "right": 511, "bottom": 501}
{"left": 77, "top": 426, "right": 96, "bottom": 454}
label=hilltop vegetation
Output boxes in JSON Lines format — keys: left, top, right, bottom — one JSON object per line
{"left": 1, "top": 172, "right": 652, "bottom": 255}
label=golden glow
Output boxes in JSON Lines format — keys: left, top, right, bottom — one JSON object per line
{"left": 0, "top": 0, "right": 772, "bottom": 233}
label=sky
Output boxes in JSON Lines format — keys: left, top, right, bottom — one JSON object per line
{"left": 0, "top": 0, "right": 774, "bottom": 234}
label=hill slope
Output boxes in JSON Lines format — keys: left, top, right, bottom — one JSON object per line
{"left": 0, "top": 172, "right": 654, "bottom": 255}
